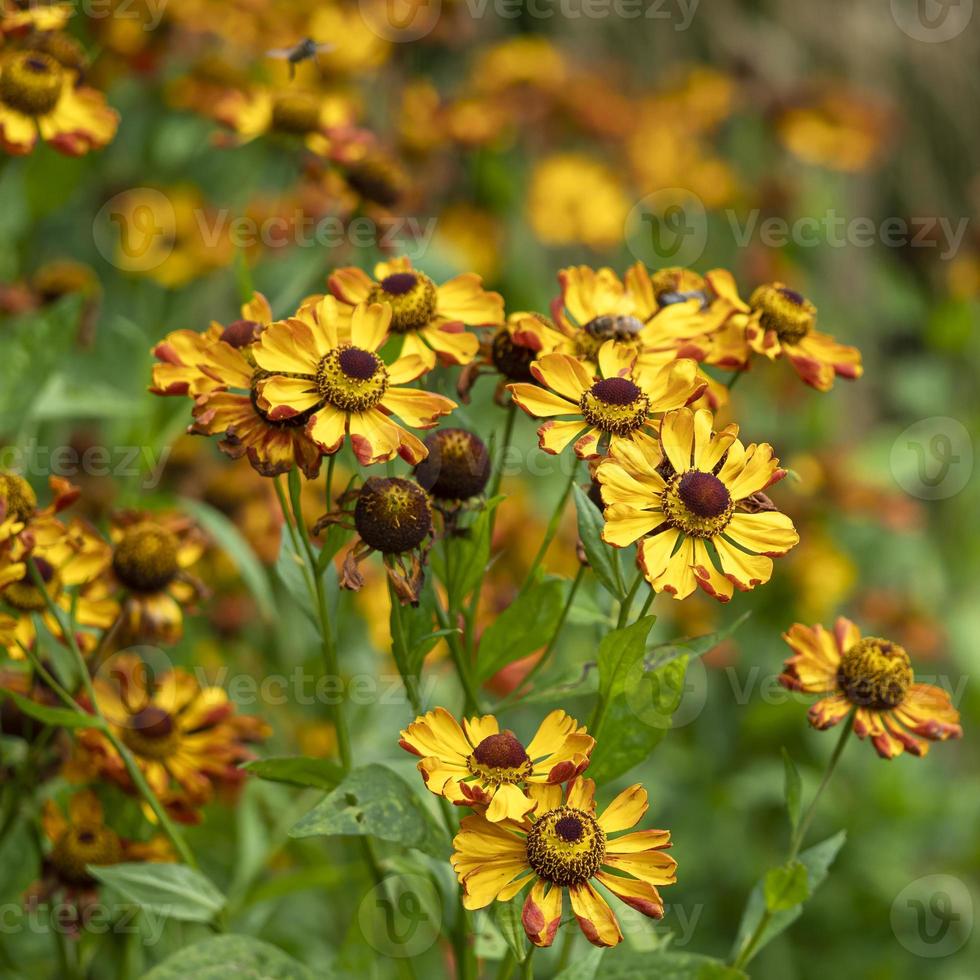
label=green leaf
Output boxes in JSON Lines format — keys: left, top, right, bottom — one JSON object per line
{"left": 475, "top": 577, "right": 566, "bottom": 683}
{"left": 781, "top": 748, "right": 802, "bottom": 834}
{"left": 554, "top": 946, "right": 605, "bottom": 979}
{"left": 764, "top": 861, "right": 809, "bottom": 911}
{"left": 589, "top": 617, "right": 691, "bottom": 782}
{"left": 602, "top": 951, "right": 744, "bottom": 979}
{"left": 87, "top": 863, "right": 226, "bottom": 923}
{"left": 182, "top": 499, "right": 274, "bottom": 622}
{"left": 493, "top": 895, "right": 528, "bottom": 963}
{"left": 289, "top": 764, "right": 448, "bottom": 859}
{"left": 730, "top": 831, "right": 846, "bottom": 965}
{"left": 143, "top": 935, "right": 313, "bottom": 979}
{"left": 242, "top": 755, "right": 344, "bottom": 791}
{"left": 573, "top": 484, "right": 623, "bottom": 598}
{"left": 273, "top": 528, "right": 316, "bottom": 625}
{"left": 0, "top": 690, "right": 102, "bottom": 730}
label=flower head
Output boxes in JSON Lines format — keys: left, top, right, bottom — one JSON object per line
{"left": 400, "top": 708, "right": 594, "bottom": 822}
{"left": 596, "top": 407, "right": 799, "bottom": 601}
{"left": 71, "top": 654, "right": 270, "bottom": 821}
{"left": 779, "top": 617, "right": 963, "bottom": 759}
{"left": 252, "top": 299, "right": 456, "bottom": 466}
{"left": 0, "top": 47, "right": 118, "bottom": 156}
{"left": 328, "top": 257, "right": 503, "bottom": 370}
{"left": 414, "top": 428, "right": 491, "bottom": 503}
{"left": 508, "top": 346, "right": 703, "bottom": 460}
{"left": 451, "top": 777, "right": 676, "bottom": 948}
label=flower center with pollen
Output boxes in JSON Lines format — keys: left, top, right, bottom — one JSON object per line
{"left": 50, "top": 824, "right": 123, "bottom": 885}
{"left": 837, "top": 637, "right": 913, "bottom": 710}
{"left": 749, "top": 283, "right": 816, "bottom": 345}
{"left": 2, "top": 557, "right": 60, "bottom": 612}
{"left": 112, "top": 524, "right": 180, "bottom": 593}
{"left": 491, "top": 328, "right": 536, "bottom": 381}
{"left": 467, "top": 732, "right": 532, "bottom": 785}
{"left": 662, "top": 470, "right": 734, "bottom": 537}
{"left": 271, "top": 92, "right": 321, "bottom": 134}
{"left": 315, "top": 345, "right": 389, "bottom": 412}
{"left": 121, "top": 705, "right": 180, "bottom": 760}
{"left": 526, "top": 807, "right": 606, "bottom": 886}
{"left": 369, "top": 272, "right": 437, "bottom": 333}
{"left": 353, "top": 477, "right": 432, "bottom": 554}
{"left": 579, "top": 377, "right": 650, "bottom": 435}
{"left": 0, "top": 472, "right": 37, "bottom": 524}
{"left": 0, "top": 52, "right": 64, "bottom": 116}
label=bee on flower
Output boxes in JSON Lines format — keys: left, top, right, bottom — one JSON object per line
{"left": 452, "top": 776, "right": 676, "bottom": 948}
{"left": 400, "top": 708, "right": 594, "bottom": 822}
{"left": 251, "top": 299, "right": 457, "bottom": 466}
{"left": 596, "top": 407, "right": 799, "bottom": 601}
{"left": 327, "top": 256, "right": 504, "bottom": 371}
{"left": 779, "top": 617, "right": 962, "bottom": 759}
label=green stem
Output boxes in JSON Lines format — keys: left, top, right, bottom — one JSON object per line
{"left": 726, "top": 368, "right": 745, "bottom": 391}
{"left": 488, "top": 401, "right": 517, "bottom": 501}
{"left": 520, "top": 462, "right": 579, "bottom": 593}
{"left": 388, "top": 579, "right": 423, "bottom": 715}
{"left": 287, "top": 470, "right": 352, "bottom": 773}
{"left": 615, "top": 570, "right": 644, "bottom": 629}
{"left": 496, "top": 565, "right": 585, "bottom": 710}
{"left": 27, "top": 562, "right": 197, "bottom": 867}
{"left": 434, "top": 584, "right": 481, "bottom": 714}
{"left": 731, "top": 714, "right": 854, "bottom": 970}
{"left": 522, "top": 945, "right": 536, "bottom": 979}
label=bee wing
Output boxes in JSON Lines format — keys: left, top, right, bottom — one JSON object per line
{"left": 312, "top": 43, "right": 337, "bottom": 54}
{"left": 264, "top": 47, "right": 295, "bottom": 59}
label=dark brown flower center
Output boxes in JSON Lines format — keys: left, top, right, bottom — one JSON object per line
{"left": 677, "top": 471, "right": 731, "bottom": 518}
{"left": 414, "top": 428, "right": 491, "bottom": 501}
{"left": 51, "top": 824, "right": 123, "bottom": 885}
{"left": 380, "top": 272, "right": 418, "bottom": 295}
{"left": 369, "top": 271, "right": 437, "bottom": 333}
{"left": 526, "top": 806, "right": 605, "bottom": 886}
{"left": 112, "top": 524, "right": 180, "bottom": 593}
{"left": 555, "top": 815, "right": 584, "bottom": 843}
{"left": 131, "top": 705, "right": 174, "bottom": 739}
{"left": 338, "top": 347, "right": 379, "bottom": 381}
{"left": 590, "top": 377, "right": 642, "bottom": 406}
{"left": 472, "top": 732, "right": 529, "bottom": 769}
{"left": 353, "top": 477, "right": 432, "bottom": 554}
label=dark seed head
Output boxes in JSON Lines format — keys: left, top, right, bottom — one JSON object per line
{"left": 353, "top": 477, "right": 432, "bottom": 554}
{"left": 554, "top": 815, "right": 584, "bottom": 843}
{"left": 379, "top": 272, "right": 418, "bottom": 296}
{"left": 414, "top": 429, "right": 491, "bottom": 501}
{"left": 130, "top": 705, "right": 174, "bottom": 739}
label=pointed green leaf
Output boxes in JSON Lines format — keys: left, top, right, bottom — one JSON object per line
{"left": 242, "top": 755, "right": 344, "bottom": 791}
{"left": 764, "top": 861, "right": 809, "bottom": 912}
{"left": 573, "top": 483, "right": 623, "bottom": 598}
{"left": 88, "top": 863, "right": 225, "bottom": 923}
{"left": 143, "top": 935, "right": 313, "bottom": 979}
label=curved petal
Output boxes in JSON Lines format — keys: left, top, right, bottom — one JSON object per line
{"left": 569, "top": 881, "right": 623, "bottom": 948}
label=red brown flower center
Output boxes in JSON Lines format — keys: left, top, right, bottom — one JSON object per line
{"left": 353, "top": 477, "right": 432, "bottom": 554}
{"left": 472, "top": 732, "right": 529, "bottom": 769}
{"left": 221, "top": 319, "right": 261, "bottom": 348}
{"left": 677, "top": 471, "right": 731, "bottom": 518}
{"left": 338, "top": 347, "right": 380, "bottom": 381}
{"left": 580, "top": 377, "right": 650, "bottom": 435}
{"left": 369, "top": 271, "right": 437, "bottom": 333}
{"left": 591, "top": 377, "right": 642, "bottom": 406}
{"left": 131, "top": 705, "right": 174, "bottom": 739}
{"left": 122, "top": 704, "right": 180, "bottom": 760}
{"left": 555, "top": 815, "right": 584, "bottom": 843}
{"left": 379, "top": 272, "right": 418, "bottom": 295}
{"left": 414, "top": 428, "right": 491, "bottom": 502}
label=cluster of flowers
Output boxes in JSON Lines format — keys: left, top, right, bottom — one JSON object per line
{"left": 0, "top": 469, "right": 268, "bottom": 922}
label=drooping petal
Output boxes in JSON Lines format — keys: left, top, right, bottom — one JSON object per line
{"left": 569, "top": 881, "right": 623, "bottom": 948}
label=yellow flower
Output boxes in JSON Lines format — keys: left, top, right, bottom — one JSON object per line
{"left": 596, "top": 407, "right": 799, "bottom": 601}
{"left": 27, "top": 789, "right": 173, "bottom": 928}
{"left": 779, "top": 617, "right": 963, "bottom": 759}
{"left": 71, "top": 653, "right": 270, "bottom": 822}
{"left": 0, "top": 48, "right": 117, "bottom": 156}
{"left": 1, "top": 2, "right": 73, "bottom": 36}
{"left": 527, "top": 154, "right": 630, "bottom": 251}
{"left": 401, "top": 708, "right": 594, "bottom": 823}
{"left": 508, "top": 346, "right": 703, "bottom": 460}
{"left": 105, "top": 512, "right": 206, "bottom": 645}
{"left": 328, "top": 257, "right": 503, "bottom": 371}
{"left": 1, "top": 517, "right": 117, "bottom": 658}
{"left": 252, "top": 299, "right": 457, "bottom": 466}
{"left": 452, "top": 777, "right": 676, "bottom": 948}
{"left": 726, "top": 281, "right": 863, "bottom": 392}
